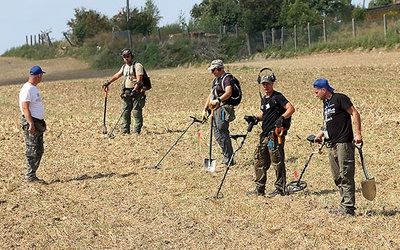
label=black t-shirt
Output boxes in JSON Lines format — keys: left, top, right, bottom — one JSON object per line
{"left": 212, "top": 72, "right": 233, "bottom": 98}
{"left": 260, "top": 91, "right": 290, "bottom": 137}
{"left": 323, "top": 93, "right": 354, "bottom": 143}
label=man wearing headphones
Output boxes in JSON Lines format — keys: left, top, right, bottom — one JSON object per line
{"left": 103, "top": 48, "right": 147, "bottom": 135}
{"left": 247, "top": 69, "right": 295, "bottom": 197}
{"left": 201, "top": 59, "right": 236, "bottom": 170}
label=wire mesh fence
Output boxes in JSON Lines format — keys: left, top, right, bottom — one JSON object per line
{"left": 113, "top": 14, "right": 399, "bottom": 56}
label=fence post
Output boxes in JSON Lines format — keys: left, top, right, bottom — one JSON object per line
{"left": 281, "top": 27, "right": 284, "bottom": 50}
{"left": 47, "top": 33, "right": 53, "bottom": 47}
{"left": 235, "top": 24, "right": 238, "bottom": 38}
{"left": 383, "top": 14, "right": 387, "bottom": 39}
{"left": 186, "top": 26, "right": 191, "bottom": 41}
{"left": 272, "top": 28, "right": 275, "bottom": 45}
{"left": 26, "top": 36, "right": 28, "bottom": 45}
{"left": 246, "top": 33, "right": 251, "bottom": 56}
{"left": 323, "top": 19, "right": 327, "bottom": 42}
{"left": 294, "top": 25, "right": 297, "bottom": 50}
{"left": 262, "top": 31, "right": 266, "bottom": 49}
{"left": 157, "top": 28, "right": 161, "bottom": 43}
{"left": 307, "top": 22, "right": 311, "bottom": 47}
{"left": 352, "top": 18, "right": 356, "bottom": 38}
{"left": 128, "top": 30, "right": 132, "bottom": 48}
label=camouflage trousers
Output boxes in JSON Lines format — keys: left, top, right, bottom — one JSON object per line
{"left": 121, "top": 91, "right": 146, "bottom": 134}
{"left": 253, "top": 135, "right": 286, "bottom": 193}
{"left": 328, "top": 142, "right": 356, "bottom": 213}
{"left": 21, "top": 116, "right": 44, "bottom": 179}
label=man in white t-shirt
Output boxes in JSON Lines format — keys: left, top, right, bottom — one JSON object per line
{"left": 19, "top": 65, "right": 46, "bottom": 183}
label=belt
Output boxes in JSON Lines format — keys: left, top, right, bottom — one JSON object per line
{"left": 22, "top": 115, "right": 45, "bottom": 122}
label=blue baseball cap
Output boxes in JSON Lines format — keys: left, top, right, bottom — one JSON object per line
{"left": 313, "top": 78, "right": 334, "bottom": 92}
{"left": 30, "top": 66, "right": 45, "bottom": 76}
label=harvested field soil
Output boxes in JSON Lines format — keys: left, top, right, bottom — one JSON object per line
{"left": 0, "top": 51, "right": 399, "bottom": 249}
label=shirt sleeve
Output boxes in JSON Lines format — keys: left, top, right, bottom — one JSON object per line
{"left": 135, "top": 63, "right": 144, "bottom": 76}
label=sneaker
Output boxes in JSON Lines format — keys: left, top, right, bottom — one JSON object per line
{"left": 25, "top": 176, "right": 46, "bottom": 184}
{"left": 266, "top": 189, "right": 285, "bottom": 198}
{"left": 328, "top": 208, "right": 355, "bottom": 216}
{"left": 118, "top": 131, "right": 130, "bottom": 135}
{"left": 246, "top": 189, "right": 265, "bottom": 196}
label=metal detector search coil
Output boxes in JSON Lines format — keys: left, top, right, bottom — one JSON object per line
{"left": 286, "top": 135, "right": 325, "bottom": 194}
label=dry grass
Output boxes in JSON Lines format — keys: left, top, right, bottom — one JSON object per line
{"left": 1, "top": 50, "right": 399, "bottom": 249}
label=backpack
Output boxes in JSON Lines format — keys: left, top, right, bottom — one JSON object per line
{"left": 123, "top": 62, "right": 152, "bottom": 90}
{"left": 218, "top": 73, "right": 242, "bottom": 106}
{"left": 141, "top": 67, "right": 152, "bottom": 90}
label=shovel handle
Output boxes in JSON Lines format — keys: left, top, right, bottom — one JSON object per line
{"left": 354, "top": 141, "right": 370, "bottom": 179}
{"left": 275, "top": 127, "right": 284, "bottom": 144}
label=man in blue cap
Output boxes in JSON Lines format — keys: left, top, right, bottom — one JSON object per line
{"left": 19, "top": 66, "right": 47, "bottom": 183}
{"left": 312, "top": 78, "right": 363, "bottom": 216}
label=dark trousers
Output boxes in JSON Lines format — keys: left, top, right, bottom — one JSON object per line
{"left": 253, "top": 135, "right": 286, "bottom": 192}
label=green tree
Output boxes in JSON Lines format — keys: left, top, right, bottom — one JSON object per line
{"left": 280, "top": 0, "right": 321, "bottom": 27}
{"left": 352, "top": 7, "right": 366, "bottom": 21}
{"left": 190, "top": 0, "right": 242, "bottom": 33}
{"left": 240, "top": 0, "right": 283, "bottom": 33}
{"left": 368, "top": 0, "right": 392, "bottom": 8}
{"left": 67, "top": 7, "right": 112, "bottom": 45}
{"left": 110, "top": 0, "right": 161, "bottom": 36}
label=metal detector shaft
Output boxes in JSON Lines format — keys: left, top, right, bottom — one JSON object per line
{"left": 145, "top": 116, "right": 203, "bottom": 169}
{"left": 108, "top": 105, "right": 129, "bottom": 139}
{"left": 102, "top": 88, "right": 108, "bottom": 134}
{"left": 286, "top": 140, "right": 325, "bottom": 193}
{"left": 213, "top": 132, "right": 249, "bottom": 199}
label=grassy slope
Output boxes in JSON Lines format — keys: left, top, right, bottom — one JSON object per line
{"left": 0, "top": 51, "right": 399, "bottom": 249}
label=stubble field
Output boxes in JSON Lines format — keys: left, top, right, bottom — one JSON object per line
{"left": 0, "top": 51, "right": 399, "bottom": 249}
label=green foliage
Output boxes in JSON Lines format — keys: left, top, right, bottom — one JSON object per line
{"left": 369, "top": 0, "right": 392, "bottom": 8}
{"left": 67, "top": 7, "right": 112, "bottom": 45}
{"left": 191, "top": 0, "right": 242, "bottom": 33}
{"left": 352, "top": 7, "right": 366, "bottom": 21}
{"left": 110, "top": 0, "right": 160, "bottom": 36}
{"left": 281, "top": 0, "right": 321, "bottom": 27}
{"left": 241, "top": 0, "right": 283, "bottom": 33}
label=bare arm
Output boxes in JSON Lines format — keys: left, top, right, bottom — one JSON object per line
{"left": 347, "top": 105, "right": 362, "bottom": 143}
{"left": 282, "top": 102, "right": 295, "bottom": 119}
{"left": 21, "top": 102, "right": 35, "bottom": 134}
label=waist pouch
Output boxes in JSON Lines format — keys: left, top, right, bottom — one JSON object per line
{"left": 221, "top": 105, "right": 235, "bottom": 122}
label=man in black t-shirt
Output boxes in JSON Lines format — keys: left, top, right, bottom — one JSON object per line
{"left": 313, "top": 78, "right": 363, "bottom": 216}
{"left": 247, "top": 73, "right": 295, "bottom": 198}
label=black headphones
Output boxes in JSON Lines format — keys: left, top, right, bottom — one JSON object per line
{"left": 257, "top": 67, "right": 276, "bottom": 84}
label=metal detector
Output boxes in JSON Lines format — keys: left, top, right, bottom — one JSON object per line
{"left": 102, "top": 87, "right": 108, "bottom": 134}
{"left": 286, "top": 135, "right": 325, "bottom": 194}
{"left": 108, "top": 105, "right": 129, "bottom": 139}
{"left": 206, "top": 115, "right": 257, "bottom": 199}
{"left": 144, "top": 116, "right": 204, "bottom": 170}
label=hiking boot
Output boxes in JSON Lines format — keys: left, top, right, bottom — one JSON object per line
{"left": 328, "top": 208, "right": 355, "bottom": 216}
{"left": 246, "top": 188, "right": 265, "bottom": 197}
{"left": 25, "top": 176, "right": 46, "bottom": 184}
{"left": 266, "top": 189, "right": 285, "bottom": 198}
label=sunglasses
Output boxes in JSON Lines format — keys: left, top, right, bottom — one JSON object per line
{"left": 122, "top": 54, "right": 131, "bottom": 59}
{"left": 211, "top": 68, "right": 217, "bottom": 73}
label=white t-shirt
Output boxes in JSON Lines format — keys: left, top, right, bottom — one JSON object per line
{"left": 19, "top": 82, "right": 45, "bottom": 119}
{"left": 118, "top": 62, "right": 144, "bottom": 88}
